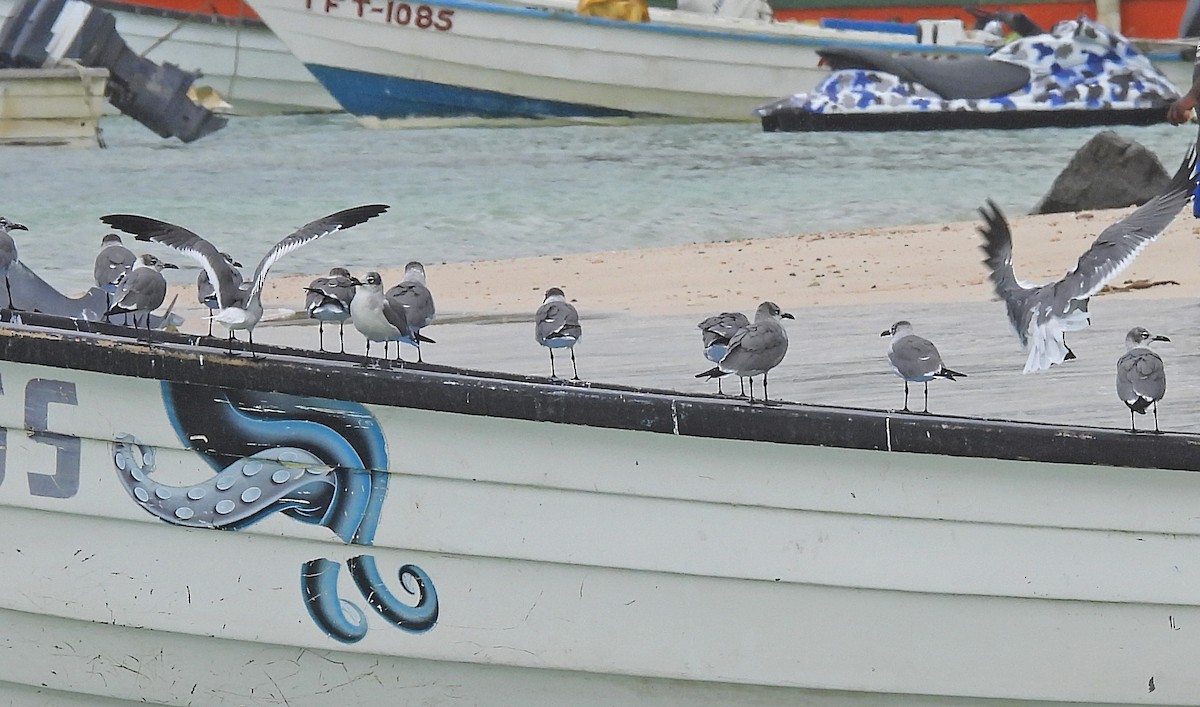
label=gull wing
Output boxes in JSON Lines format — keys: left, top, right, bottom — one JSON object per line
{"left": 101, "top": 214, "right": 236, "bottom": 309}
{"left": 247, "top": 204, "right": 388, "bottom": 302}
{"left": 1059, "top": 145, "right": 1197, "bottom": 302}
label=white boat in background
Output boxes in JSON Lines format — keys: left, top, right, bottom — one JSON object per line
{"left": 2, "top": 301, "right": 1200, "bottom": 704}
{"left": 0, "top": 65, "right": 108, "bottom": 146}
{"left": 244, "top": 0, "right": 1189, "bottom": 123}
{"left": 0, "top": 0, "right": 339, "bottom": 114}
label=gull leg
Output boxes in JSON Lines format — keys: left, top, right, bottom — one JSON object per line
{"left": 902, "top": 381, "right": 910, "bottom": 412}
{"left": 416, "top": 340, "right": 424, "bottom": 363}
{"left": 716, "top": 376, "right": 723, "bottom": 395}
{"left": 1153, "top": 402, "right": 1160, "bottom": 433}
{"left": 762, "top": 373, "right": 770, "bottom": 404}
{"left": 923, "top": 382, "right": 930, "bottom": 414}
{"left": 748, "top": 377, "right": 755, "bottom": 404}
{"left": 5, "top": 276, "right": 15, "bottom": 311}
{"left": 740, "top": 377, "right": 746, "bottom": 398}
{"left": 207, "top": 316, "right": 213, "bottom": 338}
{"left": 338, "top": 320, "right": 346, "bottom": 354}
{"left": 318, "top": 321, "right": 326, "bottom": 352}
{"left": 1129, "top": 407, "right": 1136, "bottom": 433}
{"left": 548, "top": 348, "right": 558, "bottom": 379}
{"left": 570, "top": 347, "right": 579, "bottom": 381}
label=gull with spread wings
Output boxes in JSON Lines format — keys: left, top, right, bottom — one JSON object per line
{"left": 101, "top": 204, "right": 389, "bottom": 356}
{"left": 978, "top": 145, "right": 1196, "bottom": 373}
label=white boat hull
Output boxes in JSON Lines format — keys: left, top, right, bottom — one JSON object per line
{"left": 0, "top": 66, "right": 108, "bottom": 146}
{"left": 0, "top": 0, "right": 339, "bottom": 114}
{"left": 246, "top": 0, "right": 961, "bottom": 121}
{"left": 1, "top": 317, "right": 1200, "bottom": 704}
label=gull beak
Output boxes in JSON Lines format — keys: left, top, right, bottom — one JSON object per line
{"left": 348, "top": 278, "right": 363, "bottom": 286}
{"left": 162, "top": 262, "right": 180, "bottom": 270}
{"left": 1152, "top": 335, "right": 1171, "bottom": 342}
{"left": 232, "top": 260, "right": 244, "bottom": 268}
{"left": 10, "top": 222, "right": 27, "bottom": 231}
{"left": 880, "top": 329, "right": 890, "bottom": 337}
{"left": 781, "top": 312, "right": 795, "bottom": 320}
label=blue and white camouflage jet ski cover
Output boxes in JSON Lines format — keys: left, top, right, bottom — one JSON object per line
{"left": 757, "top": 17, "right": 1180, "bottom": 132}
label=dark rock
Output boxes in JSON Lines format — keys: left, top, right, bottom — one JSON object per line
{"left": 1033, "top": 130, "right": 1171, "bottom": 215}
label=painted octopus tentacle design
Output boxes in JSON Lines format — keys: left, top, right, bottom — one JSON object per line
{"left": 113, "top": 381, "right": 439, "bottom": 642}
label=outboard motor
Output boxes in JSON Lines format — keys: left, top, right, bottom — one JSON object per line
{"left": 0, "top": 0, "right": 227, "bottom": 143}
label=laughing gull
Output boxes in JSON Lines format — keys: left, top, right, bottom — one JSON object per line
{"left": 697, "top": 311, "right": 750, "bottom": 396}
{"left": 385, "top": 261, "right": 436, "bottom": 362}
{"left": 1116, "top": 326, "right": 1169, "bottom": 432}
{"left": 197, "top": 252, "right": 243, "bottom": 338}
{"left": 0, "top": 216, "right": 28, "bottom": 310}
{"left": 978, "top": 145, "right": 1197, "bottom": 373}
{"left": 104, "top": 253, "right": 178, "bottom": 341}
{"left": 535, "top": 287, "right": 582, "bottom": 380}
{"left": 305, "top": 266, "right": 356, "bottom": 353}
{"left": 695, "top": 301, "right": 793, "bottom": 404}
{"left": 101, "top": 204, "right": 388, "bottom": 356}
{"left": 93, "top": 233, "right": 135, "bottom": 320}
{"left": 350, "top": 271, "right": 432, "bottom": 366}
{"left": 881, "top": 320, "right": 966, "bottom": 413}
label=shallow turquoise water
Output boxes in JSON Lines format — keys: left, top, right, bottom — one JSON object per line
{"left": 5, "top": 113, "right": 1192, "bottom": 292}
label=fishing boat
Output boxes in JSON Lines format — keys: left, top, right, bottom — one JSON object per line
{"left": 2, "top": 290, "right": 1200, "bottom": 704}
{"left": 767, "top": 0, "right": 1187, "bottom": 39}
{"left": 0, "top": 65, "right": 109, "bottom": 147}
{"left": 0, "top": 0, "right": 339, "bottom": 114}
{"left": 244, "top": 0, "right": 1189, "bottom": 122}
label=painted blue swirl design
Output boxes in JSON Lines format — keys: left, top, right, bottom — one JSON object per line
{"left": 112, "top": 381, "right": 439, "bottom": 642}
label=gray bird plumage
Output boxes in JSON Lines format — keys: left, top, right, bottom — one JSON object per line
{"left": 535, "top": 287, "right": 582, "bottom": 380}
{"left": 93, "top": 233, "right": 135, "bottom": 292}
{"left": 1116, "top": 326, "right": 1169, "bottom": 432}
{"left": 881, "top": 320, "right": 965, "bottom": 413}
{"left": 305, "top": 266, "right": 356, "bottom": 353}
{"left": 101, "top": 204, "right": 388, "bottom": 356}
{"left": 0, "top": 216, "right": 29, "bottom": 310}
{"left": 350, "top": 271, "right": 431, "bottom": 366}
{"left": 695, "top": 301, "right": 793, "bottom": 403}
{"left": 697, "top": 311, "right": 750, "bottom": 395}
{"left": 385, "top": 261, "right": 436, "bottom": 362}
{"left": 978, "top": 145, "right": 1197, "bottom": 373}
{"left": 104, "top": 253, "right": 179, "bottom": 340}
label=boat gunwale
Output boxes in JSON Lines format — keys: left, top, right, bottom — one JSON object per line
{"left": 1, "top": 311, "right": 1197, "bottom": 473}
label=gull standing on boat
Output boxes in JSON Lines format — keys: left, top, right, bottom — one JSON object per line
{"left": 386, "top": 261, "right": 436, "bottom": 362}
{"left": 104, "top": 253, "right": 178, "bottom": 340}
{"left": 881, "top": 320, "right": 966, "bottom": 413}
{"left": 101, "top": 204, "right": 389, "bottom": 356}
{"left": 351, "top": 271, "right": 432, "bottom": 366}
{"left": 0, "top": 216, "right": 29, "bottom": 310}
{"left": 198, "top": 252, "right": 243, "bottom": 338}
{"left": 695, "top": 301, "right": 792, "bottom": 404}
{"left": 697, "top": 311, "right": 749, "bottom": 396}
{"left": 535, "top": 287, "right": 582, "bottom": 380}
{"left": 978, "top": 145, "right": 1197, "bottom": 373}
{"left": 93, "top": 233, "right": 135, "bottom": 320}
{"left": 305, "top": 266, "right": 356, "bottom": 353}
{"left": 1116, "top": 326, "right": 1169, "bottom": 433}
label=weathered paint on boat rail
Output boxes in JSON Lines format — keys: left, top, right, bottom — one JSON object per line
{"left": 2, "top": 310, "right": 1196, "bottom": 473}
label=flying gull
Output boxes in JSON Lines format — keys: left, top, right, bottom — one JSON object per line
{"left": 978, "top": 145, "right": 1197, "bottom": 373}
{"left": 0, "top": 216, "right": 29, "bottom": 310}
{"left": 697, "top": 311, "right": 749, "bottom": 396}
{"left": 197, "top": 252, "right": 243, "bottom": 338}
{"left": 104, "top": 253, "right": 178, "bottom": 341}
{"left": 385, "top": 261, "right": 436, "bottom": 362}
{"left": 695, "top": 301, "right": 793, "bottom": 404}
{"left": 535, "top": 287, "right": 582, "bottom": 380}
{"left": 350, "top": 271, "right": 432, "bottom": 367}
{"left": 305, "top": 266, "right": 356, "bottom": 353}
{"left": 881, "top": 320, "right": 966, "bottom": 413}
{"left": 1116, "top": 326, "right": 1169, "bottom": 433}
{"left": 100, "top": 204, "right": 388, "bottom": 356}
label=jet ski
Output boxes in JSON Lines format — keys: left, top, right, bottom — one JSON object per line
{"left": 757, "top": 17, "right": 1179, "bottom": 132}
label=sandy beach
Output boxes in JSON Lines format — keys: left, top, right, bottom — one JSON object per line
{"left": 152, "top": 205, "right": 1200, "bottom": 434}
{"left": 169, "top": 205, "right": 1200, "bottom": 322}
